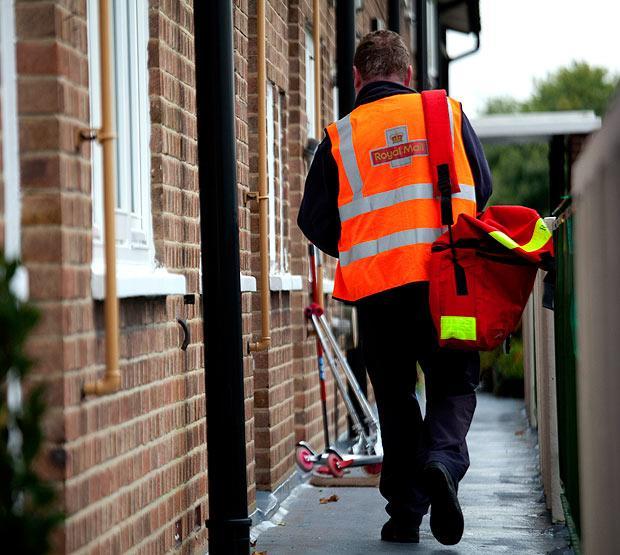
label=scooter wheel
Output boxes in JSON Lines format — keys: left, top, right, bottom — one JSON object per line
{"left": 326, "top": 453, "right": 345, "bottom": 478}
{"left": 295, "top": 445, "right": 315, "bottom": 473}
{"left": 363, "top": 463, "right": 382, "bottom": 475}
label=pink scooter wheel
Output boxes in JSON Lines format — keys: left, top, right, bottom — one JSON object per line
{"left": 326, "top": 453, "right": 345, "bottom": 478}
{"left": 363, "top": 463, "right": 382, "bottom": 475}
{"left": 295, "top": 445, "right": 315, "bottom": 473}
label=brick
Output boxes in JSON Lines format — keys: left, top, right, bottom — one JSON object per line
{"left": 16, "top": 3, "right": 58, "bottom": 39}
{"left": 7, "top": 0, "right": 357, "bottom": 551}
{"left": 21, "top": 193, "right": 61, "bottom": 225}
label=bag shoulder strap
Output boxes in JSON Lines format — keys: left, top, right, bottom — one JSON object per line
{"left": 421, "top": 89, "right": 460, "bottom": 225}
{"left": 422, "top": 90, "right": 468, "bottom": 295}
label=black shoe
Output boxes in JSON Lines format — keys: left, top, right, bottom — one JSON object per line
{"left": 424, "top": 461, "right": 464, "bottom": 546}
{"left": 380, "top": 519, "right": 420, "bottom": 543}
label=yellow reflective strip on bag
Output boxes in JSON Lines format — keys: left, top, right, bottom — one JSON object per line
{"left": 520, "top": 218, "right": 552, "bottom": 252}
{"left": 489, "top": 230, "right": 519, "bottom": 250}
{"left": 440, "top": 316, "right": 477, "bottom": 341}
{"left": 488, "top": 218, "right": 551, "bottom": 253}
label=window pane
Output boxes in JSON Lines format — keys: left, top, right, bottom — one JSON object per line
{"left": 277, "top": 92, "right": 287, "bottom": 272}
{"left": 266, "top": 83, "right": 277, "bottom": 272}
{"left": 87, "top": 0, "right": 104, "bottom": 240}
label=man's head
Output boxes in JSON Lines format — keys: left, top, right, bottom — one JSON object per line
{"left": 353, "top": 30, "right": 413, "bottom": 94}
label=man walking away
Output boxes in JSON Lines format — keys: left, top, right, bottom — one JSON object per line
{"left": 298, "top": 30, "right": 492, "bottom": 546}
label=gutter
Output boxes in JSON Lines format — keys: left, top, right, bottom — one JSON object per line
{"left": 194, "top": 1, "right": 251, "bottom": 552}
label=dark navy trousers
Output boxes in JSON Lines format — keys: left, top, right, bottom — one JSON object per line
{"left": 356, "top": 282, "right": 480, "bottom": 525}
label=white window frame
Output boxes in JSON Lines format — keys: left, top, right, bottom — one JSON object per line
{"left": 265, "top": 83, "right": 300, "bottom": 292}
{"left": 87, "top": 0, "right": 185, "bottom": 299}
{"left": 1, "top": 0, "right": 27, "bottom": 299}
{"left": 305, "top": 27, "right": 316, "bottom": 140}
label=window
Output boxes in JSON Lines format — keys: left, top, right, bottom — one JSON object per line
{"left": 87, "top": 0, "right": 185, "bottom": 298}
{"left": 0, "top": 0, "right": 27, "bottom": 299}
{"left": 305, "top": 27, "right": 316, "bottom": 139}
{"left": 276, "top": 92, "right": 289, "bottom": 275}
{"left": 426, "top": 0, "right": 439, "bottom": 88}
{"left": 267, "top": 83, "right": 277, "bottom": 273}
{"left": 265, "top": 83, "right": 300, "bottom": 292}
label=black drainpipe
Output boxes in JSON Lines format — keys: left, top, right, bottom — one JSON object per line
{"left": 193, "top": 2, "right": 250, "bottom": 554}
{"left": 336, "top": 0, "right": 356, "bottom": 116}
{"left": 336, "top": 0, "right": 364, "bottom": 439}
{"left": 388, "top": 0, "right": 401, "bottom": 34}
{"left": 415, "top": 0, "right": 429, "bottom": 90}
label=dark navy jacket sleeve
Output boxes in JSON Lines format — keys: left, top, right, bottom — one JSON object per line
{"left": 297, "top": 133, "right": 341, "bottom": 258}
{"left": 461, "top": 111, "right": 493, "bottom": 211}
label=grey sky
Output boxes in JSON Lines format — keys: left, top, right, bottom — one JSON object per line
{"left": 448, "top": 0, "right": 620, "bottom": 116}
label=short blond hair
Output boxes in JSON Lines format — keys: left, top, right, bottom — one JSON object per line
{"left": 353, "top": 30, "right": 411, "bottom": 82}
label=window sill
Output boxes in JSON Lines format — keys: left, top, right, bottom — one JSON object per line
{"left": 240, "top": 274, "right": 257, "bottom": 292}
{"left": 323, "top": 278, "right": 334, "bottom": 295}
{"left": 91, "top": 263, "right": 187, "bottom": 300}
{"left": 269, "top": 273, "right": 303, "bottom": 292}
{"left": 10, "top": 267, "right": 29, "bottom": 301}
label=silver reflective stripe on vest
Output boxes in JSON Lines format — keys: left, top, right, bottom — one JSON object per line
{"left": 447, "top": 99, "right": 455, "bottom": 148}
{"left": 339, "top": 227, "right": 444, "bottom": 267}
{"left": 452, "top": 183, "right": 475, "bottom": 202}
{"left": 339, "top": 182, "right": 476, "bottom": 222}
{"left": 336, "top": 115, "right": 364, "bottom": 200}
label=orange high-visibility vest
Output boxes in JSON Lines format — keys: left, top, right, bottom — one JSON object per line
{"left": 326, "top": 93, "right": 477, "bottom": 302}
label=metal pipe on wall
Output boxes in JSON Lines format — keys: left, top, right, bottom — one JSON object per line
{"left": 193, "top": 1, "right": 250, "bottom": 552}
{"left": 83, "top": 0, "right": 120, "bottom": 397}
{"left": 312, "top": 0, "right": 324, "bottom": 306}
{"left": 415, "top": 0, "right": 428, "bottom": 91}
{"left": 336, "top": 0, "right": 355, "bottom": 120}
{"left": 250, "top": 0, "right": 272, "bottom": 352}
{"left": 388, "top": 0, "right": 401, "bottom": 34}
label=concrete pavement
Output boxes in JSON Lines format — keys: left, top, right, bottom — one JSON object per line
{"left": 251, "top": 393, "right": 572, "bottom": 554}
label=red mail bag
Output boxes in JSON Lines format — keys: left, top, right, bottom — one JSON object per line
{"left": 420, "top": 90, "right": 553, "bottom": 351}
{"left": 428, "top": 206, "right": 554, "bottom": 351}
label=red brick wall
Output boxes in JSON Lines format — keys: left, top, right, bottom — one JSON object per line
{"left": 286, "top": 0, "right": 351, "bottom": 458}
{"left": 248, "top": 0, "right": 296, "bottom": 491}
{"left": 12, "top": 0, "right": 401, "bottom": 553}
{"left": 15, "top": 2, "right": 90, "bottom": 553}
{"left": 15, "top": 1, "right": 209, "bottom": 553}
{"left": 234, "top": 0, "right": 258, "bottom": 511}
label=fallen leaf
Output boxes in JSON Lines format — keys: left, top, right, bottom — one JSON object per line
{"left": 515, "top": 430, "right": 525, "bottom": 436}
{"left": 277, "top": 522, "right": 286, "bottom": 526}
{"left": 319, "top": 494, "right": 339, "bottom": 504}
{"left": 254, "top": 551, "right": 268, "bottom": 555}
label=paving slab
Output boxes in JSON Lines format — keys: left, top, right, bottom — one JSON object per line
{"left": 252, "top": 393, "right": 571, "bottom": 554}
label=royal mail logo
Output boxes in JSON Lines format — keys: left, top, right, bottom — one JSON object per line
{"left": 370, "top": 125, "right": 428, "bottom": 168}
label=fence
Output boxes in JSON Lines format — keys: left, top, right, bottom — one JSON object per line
{"left": 571, "top": 100, "right": 620, "bottom": 555}
{"left": 524, "top": 100, "right": 620, "bottom": 554}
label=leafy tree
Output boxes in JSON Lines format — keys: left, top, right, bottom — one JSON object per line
{"left": 0, "top": 255, "right": 63, "bottom": 554}
{"left": 484, "top": 142, "right": 549, "bottom": 214}
{"left": 525, "top": 61, "right": 619, "bottom": 117}
{"left": 481, "top": 61, "right": 618, "bottom": 214}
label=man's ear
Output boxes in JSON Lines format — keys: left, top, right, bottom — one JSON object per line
{"left": 353, "top": 66, "right": 363, "bottom": 92}
{"left": 404, "top": 65, "right": 413, "bottom": 88}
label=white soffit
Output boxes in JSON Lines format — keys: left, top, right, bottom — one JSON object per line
{"left": 471, "top": 110, "right": 601, "bottom": 144}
